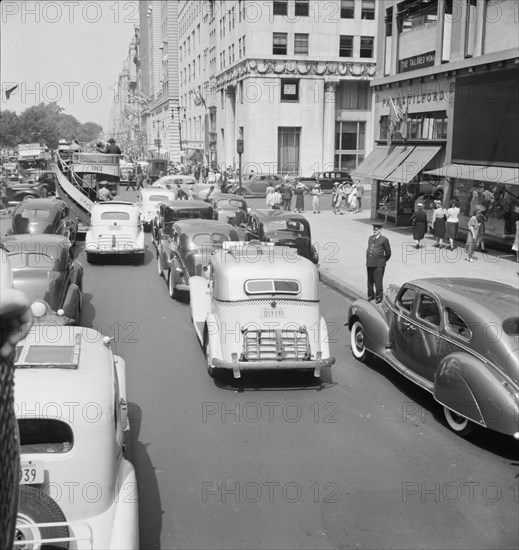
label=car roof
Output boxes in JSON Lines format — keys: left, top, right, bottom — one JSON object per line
{"left": 162, "top": 199, "right": 212, "bottom": 210}
{"left": 14, "top": 197, "right": 65, "bottom": 209}
{"left": 250, "top": 209, "right": 308, "bottom": 222}
{"left": 92, "top": 201, "right": 138, "bottom": 211}
{"left": 2, "top": 233, "right": 71, "bottom": 248}
{"left": 407, "top": 278, "right": 519, "bottom": 320}
{"left": 14, "top": 327, "right": 115, "bottom": 415}
{"left": 213, "top": 193, "right": 246, "bottom": 202}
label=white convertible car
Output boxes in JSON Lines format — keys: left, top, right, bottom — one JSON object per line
{"left": 85, "top": 201, "right": 145, "bottom": 263}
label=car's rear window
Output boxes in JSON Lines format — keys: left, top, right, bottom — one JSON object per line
{"left": 149, "top": 195, "right": 169, "bottom": 202}
{"left": 20, "top": 209, "right": 51, "bottom": 219}
{"left": 18, "top": 419, "right": 73, "bottom": 454}
{"left": 100, "top": 211, "right": 130, "bottom": 220}
{"left": 217, "top": 199, "right": 244, "bottom": 209}
{"left": 502, "top": 317, "right": 519, "bottom": 336}
{"left": 267, "top": 220, "right": 304, "bottom": 232}
{"left": 245, "top": 279, "right": 301, "bottom": 295}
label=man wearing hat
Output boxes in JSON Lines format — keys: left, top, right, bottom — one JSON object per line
{"left": 104, "top": 138, "right": 122, "bottom": 155}
{"left": 366, "top": 223, "right": 391, "bottom": 303}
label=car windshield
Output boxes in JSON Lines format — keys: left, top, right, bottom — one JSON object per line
{"left": 244, "top": 279, "right": 301, "bottom": 295}
{"left": 165, "top": 209, "right": 210, "bottom": 222}
{"left": 100, "top": 211, "right": 131, "bottom": 221}
{"left": 216, "top": 199, "right": 245, "bottom": 209}
{"left": 8, "top": 252, "right": 57, "bottom": 270}
{"left": 18, "top": 419, "right": 73, "bottom": 454}
{"left": 20, "top": 209, "right": 52, "bottom": 219}
{"left": 267, "top": 220, "right": 305, "bottom": 232}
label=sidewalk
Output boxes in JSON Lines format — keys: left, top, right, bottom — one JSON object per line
{"left": 303, "top": 204, "right": 518, "bottom": 301}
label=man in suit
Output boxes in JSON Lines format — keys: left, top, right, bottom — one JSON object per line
{"left": 366, "top": 223, "right": 391, "bottom": 303}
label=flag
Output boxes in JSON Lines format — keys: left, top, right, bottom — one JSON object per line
{"left": 5, "top": 84, "right": 18, "bottom": 100}
{"left": 193, "top": 89, "right": 206, "bottom": 108}
{"left": 389, "top": 97, "right": 404, "bottom": 125}
{"left": 399, "top": 101, "right": 409, "bottom": 140}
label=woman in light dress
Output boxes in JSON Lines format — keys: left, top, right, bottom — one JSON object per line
{"left": 465, "top": 212, "right": 480, "bottom": 262}
{"left": 445, "top": 200, "right": 461, "bottom": 250}
{"left": 311, "top": 183, "right": 322, "bottom": 213}
{"left": 431, "top": 200, "right": 447, "bottom": 247}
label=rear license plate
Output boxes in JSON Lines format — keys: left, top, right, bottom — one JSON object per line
{"left": 263, "top": 308, "right": 285, "bottom": 318}
{"left": 20, "top": 460, "right": 44, "bottom": 484}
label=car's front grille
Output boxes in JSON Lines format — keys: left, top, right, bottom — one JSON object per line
{"left": 242, "top": 327, "right": 311, "bottom": 361}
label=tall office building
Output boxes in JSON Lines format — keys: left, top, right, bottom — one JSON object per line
{"left": 353, "top": 0, "right": 518, "bottom": 245}
{"left": 178, "top": 0, "right": 379, "bottom": 175}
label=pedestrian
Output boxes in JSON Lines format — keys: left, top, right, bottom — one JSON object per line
{"left": 332, "top": 183, "right": 344, "bottom": 214}
{"left": 465, "top": 211, "right": 480, "bottom": 262}
{"left": 282, "top": 182, "right": 293, "bottom": 211}
{"left": 445, "top": 200, "right": 461, "bottom": 250}
{"left": 136, "top": 165, "right": 145, "bottom": 190}
{"left": 127, "top": 169, "right": 136, "bottom": 191}
{"left": 348, "top": 183, "right": 358, "bottom": 213}
{"left": 331, "top": 182, "right": 340, "bottom": 213}
{"left": 98, "top": 181, "right": 113, "bottom": 201}
{"left": 475, "top": 209, "right": 487, "bottom": 252}
{"left": 366, "top": 223, "right": 391, "bottom": 304}
{"left": 271, "top": 186, "right": 282, "bottom": 209}
{"left": 431, "top": 200, "right": 447, "bottom": 247}
{"left": 294, "top": 182, "right": 306, "bottom": 212}
{"left": 311, "top": 183, "right": 322, "bottom": 213}
{"left": 411, "top": 202, "right": 428, "bottom": 248}
{"left": 104, "top": 138, "right": 122, "bottom": 155}
{"left": 512, "top": 205, "right": 519, "bottom": 275}
{"left": 356, "top": 181, "right": 364, "bottom": 212}
{"left": 265, "top": 183, "right": 275, "bottom": 208}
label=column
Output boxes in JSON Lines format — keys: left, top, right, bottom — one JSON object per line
{"left": 322, "top": 78, "right": 338, "bottom": 171}
{"left": 224, "top": 86, "right": 236, "bottom": 169}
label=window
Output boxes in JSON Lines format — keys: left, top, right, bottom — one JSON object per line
{"left": 398, "top": 0, "right": 438, "bottom": 33}
{"left": 273, "top": 0, "right": 288, "bottom": 16}
{"left": 273, "top": 32, "right": 288, "bottom": 55}
{"left": 360, "top": 36, "right": 374, "bottom": 58}
{"left": 341, "top": 0, "right": 354, "bottom": 18}
{"left": 397, "top": 287, "right": 416, "bottom": 312}
{"left": 294, "top": 33, "right": 309, "bottom": 55}
{"left": 446, "top": 308, "right": 472, "bottom": 340}
{"left": 245, "top": 279, "right": 301, "bottom": 295}
{"left": 361, "top": 0, "right": 375, "bottom": 20}
{"left": 295, "top": 0, "right": 309, "bottom": 16}
{"left": 18, "top": 419, "right": 74, "bottom": 454}
{"left": 280, "top": 78, "right": 299, "bottom": 101}
{"left": 242, "top": 35, "right": 246, "bottom": 55}
{"left": 336, "top": 81, "right": 369, "bottom": 109}
{"left": 339, "top": 35, "right": 353, "bottom": 57}
{"left": 335, "top": 121, "right": 366, "bottom": 172}
{"left": 278, "top": 127, "right": 301, "bottom": 176}
{"left": 417, "top": 295, "right": 441, "bottom": 326}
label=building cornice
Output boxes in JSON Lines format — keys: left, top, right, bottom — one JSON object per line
{"left": 213, "top": 58, "right": 377, "bottom": 90}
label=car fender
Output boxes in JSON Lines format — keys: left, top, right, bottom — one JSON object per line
{"left": 70, "top": 262, "right": 83, "bottom": 289}
{"left": 109, "top": 459, "right": 139, "bottom": 549}
{"left": 205, "top": 313, "right": 223, "bottom": 362}
{"left": 319, "top": 315, "right": 331, "bottom": 358}
{"left": 189, "top": 276, "right": 211, "bottom": 340}
{"left": 348, "top": 300, "right": 390, "bottom": 356}
{"left": 435, "top": 352, "right": 519, "bottom": 435}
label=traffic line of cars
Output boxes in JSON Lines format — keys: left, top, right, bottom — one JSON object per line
{"left": 1, "top": 198, "right": 139, "bottom": 548}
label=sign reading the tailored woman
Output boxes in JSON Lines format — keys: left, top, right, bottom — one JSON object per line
{"left": 399, "top": 51, "right": 435, "bottom": 73}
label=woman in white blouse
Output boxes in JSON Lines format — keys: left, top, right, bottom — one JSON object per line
{"left": 445, "top": 200, "right": 461, "bottom": 250}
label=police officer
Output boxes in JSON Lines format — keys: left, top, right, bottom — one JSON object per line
{"left": 366, "top": 223, "right": 391, "bottom": 303}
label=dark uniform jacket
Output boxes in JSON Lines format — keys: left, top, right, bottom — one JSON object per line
{"left": 105, "top": 144, "right": 122, "bottom": 154}
{"left": 366, "top": 235, "right": 391, "bottom": 267}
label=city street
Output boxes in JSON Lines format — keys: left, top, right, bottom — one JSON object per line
{"left": 74, "top": 219, "right": 517, "bottom": 549}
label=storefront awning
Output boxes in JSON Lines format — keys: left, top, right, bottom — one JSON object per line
{"left": 423, "top": 163, "right": 519, "bottom": 185}
{"left": 350, "top": 146, "right": 390, "bottom": 179}
{"left": 385, "top": 145, "right": 443, "bottom": 184}
{"left": 369, "top": 146, "right": 415, "bottom": 181}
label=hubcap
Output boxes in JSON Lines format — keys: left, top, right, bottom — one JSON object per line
{"left": 355, "top": 329, "right": 364, "bottom": 350}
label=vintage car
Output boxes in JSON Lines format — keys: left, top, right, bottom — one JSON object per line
{"left": 13, "top": 325, "right": 139, "bottom": 548}
{"left": 2, "top": 234, "right": 83, "bottom": 324}
{"left": 85, "top": 201, "right": 145, "bottom": 263}
{"left": 210, "top": 193, "right": 248, "bottom": 227}
{"left": 4, "top": 177, "right": 54, "bottom": 205}
{"left": 137, "top": 187, "right": 177, "bottom": 231}
{"left": 242, "top": 209, "right": 319, "bottom": 264}
{"left": 229, "top": 173, "right": 284, "bottom": 198}
{"left": 7, "top": 198, "right": 79, "bottom": 246}
{"left": 347, "top": 278, "right": 519, "bottom": 439}
{"left": 157, "top": 219, "right": 243, "bottom": 299}
{"left": 298, "top": 170, "right": 352, "bottom": 192}
{"left": 152, "top": 176, "right": 220, "bottom": 202}
{"left": 189, "top": 242, "right": 335, "bottom": 379}
{"left": 152, "top": 199, "right": 214, "bottom": 248}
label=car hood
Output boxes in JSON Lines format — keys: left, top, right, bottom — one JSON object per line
{"left": 12, "top": 270, "right": 62, "bottom": 309}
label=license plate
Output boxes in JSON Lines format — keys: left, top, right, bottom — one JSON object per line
{"left": 20, "top": 460, "right": 44, "bottom": 484}
{"left": 263, "top": 308, "right": 285, "bottom": 318}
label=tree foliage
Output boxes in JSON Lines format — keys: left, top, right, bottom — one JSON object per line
{"left": 0, "top": 102, "right": 103, "bottom": 150}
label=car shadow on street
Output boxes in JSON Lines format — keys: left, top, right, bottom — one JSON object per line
{"left": 127, "top": 401, "right": 163, "bottom": 550}
{"left": 364, "top": 356, "right": 519, "bottom": 460}
{"left": 78, "top": 292, "right": 95, "bottom": 327}
{"left": 212, "top": 367, "right": 337, "bottom": 392}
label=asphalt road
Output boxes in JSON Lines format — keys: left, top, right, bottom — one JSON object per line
{"left": 2, "top": 196, "right": 517, "bottom": 549}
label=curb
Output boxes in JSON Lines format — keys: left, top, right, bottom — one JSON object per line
{"left": 319, "top": 269, "right": 364, "bottom": 302}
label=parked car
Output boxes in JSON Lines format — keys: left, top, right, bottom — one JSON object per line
{"left": 2, "top": 234, "right": 83, "bottom": 324}
{"left": 13, "top": 325, "right": 139, "bottom": 548}
{"left": 210, "top": 194, "right": 248, "bottom": 227}
{"left": 157, "top": 219, "right": 243, "bottom": 299}
{"left": 7, "top": 197, "right": 78, "bottom": 246}
{"left": 152, "top": 199, "right": 214, "bottom": 248}
{"left": 298, "top": 170, "right": 352, "bottom": 192}
{"left": 85, "top": 201, "right": 145, "bottom": 263}
{"left": 189, "top": 241, "right": 335, "bottom": 378}
{"left": 242, "top": 209, "right": 319, "bottom": 264}
{"left": 137, "top": 187, "right": 177, "bottom": 231}
{"left": 4, "top": 177, "right": 54, "bottom": 205}
{"left": 347, "top": 278, "right": 519, "bottom": 439}
{"left": 229, "top": 173, "right": 284, "bottom": 198}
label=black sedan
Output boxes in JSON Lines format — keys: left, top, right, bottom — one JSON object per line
{"left": 6, "top": 198, "right": 78, "bottom": 246}
{"left": 210, "top": 194, "right": 248, "bottom": 227}
{"left": 2, "top": 234, "right": 83, "bottom": 324}
{"left": 242, "top": 209, "right": 319, "bottom": 264}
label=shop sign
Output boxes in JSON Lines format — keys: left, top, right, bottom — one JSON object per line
{"left": 379, "top": 81, "right": 455, "bottom": 111}
{"left": 399, "top": 51, "right": 435, "bottom": 73}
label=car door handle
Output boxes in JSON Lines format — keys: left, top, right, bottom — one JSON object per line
{"left": 402, "top": 321, "right": 416, "bottom": 334}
